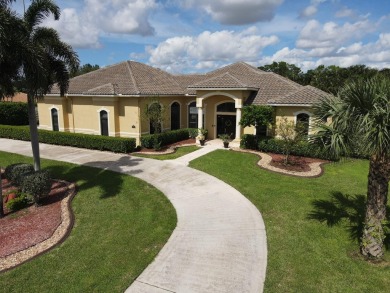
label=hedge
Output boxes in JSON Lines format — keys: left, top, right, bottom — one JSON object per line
{"left": 141, "top": 128, "right": 196, "bottom": 149}
{"left": 0, "top": 125, "right": 136, "bottom": 153}
{"left": 240, "top": 134, "right": 336, "bottom": 161}
{"left": 0, "top": 102, "right": 29, "bottom": 125}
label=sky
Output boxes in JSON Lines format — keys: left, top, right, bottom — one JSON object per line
{"left": 12, "top": 0, "right": 390, "bottom": 73}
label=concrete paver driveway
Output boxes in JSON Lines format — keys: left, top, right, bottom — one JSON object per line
{"left": 0, "top": 139, "right": 267, "bottom": 293}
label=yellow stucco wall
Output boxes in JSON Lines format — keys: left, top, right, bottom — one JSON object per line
{"left": 275, "top": 106, "right": 314, "bottom": 135}
{"left": 38, "top": 92, "right": 316, "bottom": 147}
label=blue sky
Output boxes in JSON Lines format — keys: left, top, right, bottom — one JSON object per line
{"left": 13, "top": 0, "right": 390, "bottom": 73}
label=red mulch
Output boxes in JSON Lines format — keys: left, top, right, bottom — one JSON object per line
{"left": 0, "top": 178, "right": 69, "bottom": 258}
{"left": 268, "top": 153, "right": 328, "bottom": 172}
{"left": 136, "top": 138, "right": 196, "bottom": 153}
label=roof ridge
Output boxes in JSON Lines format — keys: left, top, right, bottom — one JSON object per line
{"left": 126, "top": 61, "right": 140, "bottom": 94}
{"left": 70, "top": 61, "right": 127, "bottom": 81}
{"left": 238, "top": 61, "right": 267, "bottom": 74}
{"left": 188, "top": 71, "right": 250, "bottom": 88}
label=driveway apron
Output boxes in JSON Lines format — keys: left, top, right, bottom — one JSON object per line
{"left": 0, "top": 139, "right": 267, "bottom": 293}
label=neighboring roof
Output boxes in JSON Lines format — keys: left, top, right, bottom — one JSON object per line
{"left": 268, "top": 85, "right": 333, "bottom": 105}
{"left": 3, "top": 92, "right": 27, "bottom": 103}
{"left": 48, "top": 60, "right": 331, "bottom": 106}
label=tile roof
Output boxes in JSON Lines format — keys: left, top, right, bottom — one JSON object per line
{"left": 188, "top": 72, "right": 256, "bottom": 89}
{"left": 49, "top": 60, "right": 331, "bottom": 106}
{"left": 268, "top": 85, "right": 333, "bottom": 105}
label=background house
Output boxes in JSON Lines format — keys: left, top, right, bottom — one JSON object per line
{"left": 38, "top": 61, "right": 330, "bottom": 145}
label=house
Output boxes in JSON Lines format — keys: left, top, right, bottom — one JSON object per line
{"left": 37, "top": 61, "right": 330, "bottom": 145}
{"left": 3, "top": 92, "right": 28, "bottom": 103}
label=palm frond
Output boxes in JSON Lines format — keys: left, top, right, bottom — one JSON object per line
{"left": 24, "top": 0, "right": 60, "bottom": 30}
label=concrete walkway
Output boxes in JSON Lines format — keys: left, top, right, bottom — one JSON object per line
{"left": 0, "top": 139, "right": 267, "bottom": 293}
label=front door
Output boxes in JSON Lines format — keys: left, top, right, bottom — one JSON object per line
{"left": 217, "top": 115, "right": 236, "bottom": 138}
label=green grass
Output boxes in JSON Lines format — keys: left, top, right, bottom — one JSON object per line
{"left": 190, "top": 150, "right": 390, "bottom": 293}
{"left": 0, "top": 151, "right": 176, "bottom": 293}
{"left": 133, "top": 145, "right": 199, "bottom": 160}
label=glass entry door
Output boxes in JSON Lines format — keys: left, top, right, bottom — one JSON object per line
{"left": 217, "top": 115, "right": 236, "bottom": 138}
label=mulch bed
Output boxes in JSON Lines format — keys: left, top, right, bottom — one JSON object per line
{"left": 0, "top": 178, "right": 70, "bottom": 258}
{"left": 268, "top": 153, "right": 328, "bottom": 172}
{"left": 136, "top": 138, "right": 196, "bottom": 154}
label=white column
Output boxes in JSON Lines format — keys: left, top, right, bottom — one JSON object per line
{"left": 197, "top": 107, "right": 203, "bottom": 129}
{"left": 235, "top": 107, "right": 242, "bottom": 141}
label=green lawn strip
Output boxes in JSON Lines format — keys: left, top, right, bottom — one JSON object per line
{"left": 133, "top": 145, "right": 199, "bottom": 160}
{"left": 0, "top": 151, "right": 176, "bottom": 293}
{"left": 189, "top": 150, "right": 390, "bottom": 293}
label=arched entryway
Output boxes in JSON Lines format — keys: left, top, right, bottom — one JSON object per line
{"left": 171, "top": 102, "right": 180, "bottom": 130}
{"left": 216, "top": 102, "right": 236, "bottom": 138}
{"left": 51, "top": 108, "right": 59, "bottom": 131}
{"left": 100, "top": 110, "right": 109, "bottom": 136}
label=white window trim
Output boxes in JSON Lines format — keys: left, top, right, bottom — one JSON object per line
{"left": 97, "top": 107, "right": 110, "bottom": 136}
{"left": 293, "top": 110, "right": 312, "bottom": 135}
{"left": 49, "top": 106, "right": 61, "bottom": 131}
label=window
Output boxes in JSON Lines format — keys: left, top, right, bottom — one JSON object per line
{"left": 51, "top": 108, "right": 59, "bottom": 131}
{"left": 149, "top": 103, "right": 162, "bottom": 134}
{"left": 188, "top": 102, "right": 198, "bottom": 128}
{"left": 296, "top": 113, "right": 310, "bottom": 136}
{"left": 217, "top": 102, "right": 235, "bottom": 112}
{"left": 171, "top": 102, "right": 180, "bottom": 130}
{"left": 100, "top": 110, "right": 109, "bottom": 136}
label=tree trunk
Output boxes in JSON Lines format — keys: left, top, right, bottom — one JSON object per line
{"left": 27, "top": 93, "right": 41, "bottom": 171}
{"left": 361, "top": 156, "right": 389, "bottom": 259}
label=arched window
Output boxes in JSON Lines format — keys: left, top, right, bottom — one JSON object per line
{"left": 296, "top": 113, "right": 310, "bottom": 136}
{"left": 51, "top": 108, "right": 59, "bottom": 131}
{"left": 100, "top": 110, "right": 109, "bottom": 136}
{"left": 149, "top": 103, "right": 162, "bottom": 134}
{"left": 171, "top": 102, "right": 180, "bottom": 130}
{"left": 217, "top": 102, "right": 235, "bottom": 112}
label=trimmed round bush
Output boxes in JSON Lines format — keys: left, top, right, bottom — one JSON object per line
{"left": 4, "top": 163, "right": 34, "bottom": 185}
{"left": 21, "top": 170, "right": 52, "bottom": 204}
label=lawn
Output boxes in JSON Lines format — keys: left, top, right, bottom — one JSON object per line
{"left": 0, "top": 151, "right": 176, "bottom": 293}
{"left": 133, "top": 145, "right": 199, "bottom": 160}
{"left": 190, "top": 150, "right": 390, "bottom": 293}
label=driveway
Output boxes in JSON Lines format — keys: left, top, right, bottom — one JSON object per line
{"left": 0, "top": 139, "right": 267, "bottom": 293}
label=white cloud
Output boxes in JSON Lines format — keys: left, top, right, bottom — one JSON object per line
{"left": 300, "top": 0, "right": 326, "bottom": 18}
{"left": 296, "top": 19, "right": 375, "bottom": 50}
{"left": 180, "top": 0, "right": 283, "bottom": 25}
{"left": 261, "top": 32, "right": 390, "bottom": 71}
{"left": 335, "top": 6, "right": 356, "bottom": 18}
{"left": 42, "top": 0, "right": 157, "bottom": 48}
{"left": 147, "top": 28, "right": 279, "bottom": 72}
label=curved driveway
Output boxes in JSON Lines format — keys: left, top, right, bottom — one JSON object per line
{"left": 0, "top": 139, "right": 267, "bottom": 293}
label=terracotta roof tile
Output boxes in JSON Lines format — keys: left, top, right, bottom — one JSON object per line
{"left": 188, "top": 72, "right": 256, "bottom": 89}
{"left": 48, "top": 61, "right": 328, "bottom": 106}
{"left": 268, "top": 85, "right": 333, "bottom": 105}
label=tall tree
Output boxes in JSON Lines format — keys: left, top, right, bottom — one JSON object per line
{"left": 311, "top": 77, "right": 390, "bottom": 259}
{"left": 259, "top": 61, "right": 304, "bottom": 84}
{"left": 14, "top": 0, "right": 78, "bottom": 170}
{"left": 71, "top": 63, "right": 100, "bottom": 77}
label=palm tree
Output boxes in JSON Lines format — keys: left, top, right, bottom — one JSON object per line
{"left": 21, "top": 0, "right": 79, "bottom": 170}
{"left": 311, "top": 76, "right": 390, "bottom": 259}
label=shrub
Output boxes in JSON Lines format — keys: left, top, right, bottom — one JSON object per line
{"left": 4, "top": 163, "right": 34, "bottom": 185}
{"left": 240, "top": 134, "right": 257, "bottom": 149}
{"left": 0, "top": 125, "right": 136, "bottom": 153}
{"left": 21, "top": 170, "right": 52, "bottom": 204}
{"left": 188, "top": 128, "right": 198, "bottom": 139}
{"left": 141, "top": 128, "right": 194, "bottom": 149}
{"left": 0, "top": 102, "right": 29, "bottom": 125}
{"left": 6, "top": 192, "right": 31, "bottom": 212}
